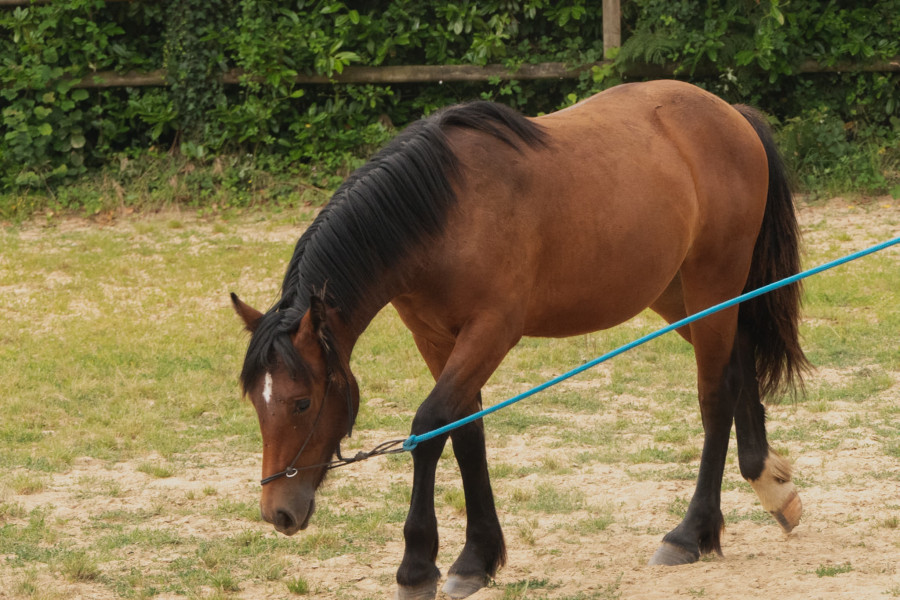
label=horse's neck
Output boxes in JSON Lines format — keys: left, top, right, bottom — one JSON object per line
{"left": 332, "top": 271, "right": 407, "bottom": 356}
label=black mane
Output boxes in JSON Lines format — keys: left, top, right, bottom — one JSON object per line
{"left": 239, "top": 101, "right": 548, "bottom": 393}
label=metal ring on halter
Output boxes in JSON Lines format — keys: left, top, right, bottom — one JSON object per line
{"left": 285, "top": 467, "right": 298, "bottom": 478}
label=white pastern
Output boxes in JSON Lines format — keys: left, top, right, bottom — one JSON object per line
{"left": 747, "top": 450, "right": 802, "bottom": 532}
{"left": 263, "top": 372, "right": 273, "bottom": 405}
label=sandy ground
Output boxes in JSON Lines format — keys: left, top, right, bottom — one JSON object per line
{"left": 1, "top": 198, "right": 898, "bottom": 600}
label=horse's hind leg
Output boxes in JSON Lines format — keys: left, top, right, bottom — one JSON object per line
{"left": 651, "top": 277, "right": 802, "bottom": 537}
{"left": 732, "top": 329, "right": 802, "bottom": 533}
{"left": 650, "top": 272, "right": 691, "bottom": 343}
{"left": 649, "top": 301, "right": 741, "bottom": 565}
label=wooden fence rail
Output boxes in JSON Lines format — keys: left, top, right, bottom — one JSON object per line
{"left": 4, "top": 0, "right": 899, "bottom": 88}
{"left": 67, "top": 58, "right": 900, "bottom": 89}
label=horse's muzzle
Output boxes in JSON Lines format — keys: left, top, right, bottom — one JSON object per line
{"left": 262, "top": 496, "right": 315, "bottom": 536}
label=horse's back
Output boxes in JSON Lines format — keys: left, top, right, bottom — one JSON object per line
{"left": 538, "top": 81, "right": 770, "bottom": 282}
{"left": 399, "top": 81, "right": 769, "bottom": 340}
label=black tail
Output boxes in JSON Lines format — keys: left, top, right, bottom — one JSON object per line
{"left": 734, "top": 105, "right": 810, "bottom": 399}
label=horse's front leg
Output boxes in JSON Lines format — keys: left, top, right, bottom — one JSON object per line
{"left": 395, "top": 319, "right": 519, "bottom": 600}
{"left": 442, "top": 402, "right": 505, "bottom": 599}
{"left": 395, "top": 415, "right": 448, "bottom": 600}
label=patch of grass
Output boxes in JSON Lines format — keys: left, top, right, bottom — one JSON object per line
{"left": 880, "top": 516, "right": 899, "bottom": 529}
{"left": 627, "top": 466, "right": 696, "bottom": 482}
{"left": 667, "top": 496, "right": 690, "bottom": 519}
{"left": 0, "top": 507, "right": 61, "bottom": 564}
{"left": 534, "top": 390, "right": 599, "bottom": 414}
{"left": 627, "top": 446, "right": 677, "bottom": 464}
{"left": 574, "top": 510, "right": 615, "bottom": 533}
{"left": 725, "top": 508, "right": 772, "bottom": 525}
{"left": 216, "top": 498, "right": 262, "bottom": 522}
{"left": 885, "top": 441, "right": 900, "bottom": 459}
{"left": 653, "top": 424, "right": 695, "bottom": 444}
{"left": 6, "top": 472, "right": 47, "bottom": 495}
{"left": 96, "top": 525, "right": 184, "bottom": 551}
{"left": 489, "top": 462, "right": 517, "bottom": 479}
{"left": 295, "top": 529, "right": 349, "bottom": 559}
{"left": 249, "top": 554, "right": 287, "bottom": 581}
{"left": 552, "top": 425, "right": 619, "bottom": 453}
{"left": 74, "top": 475, "right": 123, "bottom": 499}
{"left": 815, "top": 562, "right": 854, "bottom": 577}
{"left": 515, "top": 517, "right": 539, "bottom": 546}
{"left": 107, "top": 567, "right": 158, "bottom": 600}
{"left": 491, "top": 410, "right": 564, "bottom": 435}
{"left": 0, "top": 501, "right": 26, "bottom": 519}
{"left": 58, "top": 549, "right": 101, "bottom": 582}
{"left": 137, "top": 462, "right": 175, "bottom": 479}
{"left": 499, "top": 578, "right": 559, "bottom": 599}
{"left": 539, "top": 455, "right": 572, "bottom": 474}
{"left": 524, "top": 483, "right": 585, "bottom": 514}
{"left": 441, "top": 486, "right": 466, "bottom": 515}
{"left": 207, "top": 568, "right": 241, "bottom": 592}
{"left": 286, "top": 576, "right": 311, "bottom": 595}
{"left": 509, "top": 487, "right": 533, "bottom": 505}
{"left": 10, "top": 569, "right": 65, "bottom": 600}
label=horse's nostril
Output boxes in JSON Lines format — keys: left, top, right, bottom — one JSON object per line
{"left": 274, "top": 509, "right": 296, "bottom": 531}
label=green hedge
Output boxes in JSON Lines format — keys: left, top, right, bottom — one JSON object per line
{"left": 2, "top": 0, "right": 899, "bottom": 200}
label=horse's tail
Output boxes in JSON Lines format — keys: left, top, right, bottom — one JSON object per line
{"left": 734, "top": 104, "right": 810, "bottom": 399}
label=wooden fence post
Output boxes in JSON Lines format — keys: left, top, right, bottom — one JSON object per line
{"left": 602, "top": 0, "right": 621, "bottom": 58}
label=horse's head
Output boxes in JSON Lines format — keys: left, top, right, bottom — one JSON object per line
{"left": 231, "top": 293, "right": 359, "bottom": 536}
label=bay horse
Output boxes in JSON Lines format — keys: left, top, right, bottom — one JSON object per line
{"left": 231, "top": 79, "right": 808, "bottom": 600}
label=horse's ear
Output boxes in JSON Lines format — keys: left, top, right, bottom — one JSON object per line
{"left": 307, "top": 293, "right": 329, "bottom": 348}
{"left": 306, "top": 293, "right": 357, "bottom": 435}
{"left": 231, "top": 293, "right": 263, "bottom": 332}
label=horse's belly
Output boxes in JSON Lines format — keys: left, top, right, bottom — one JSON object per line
{"left": 521, "top": 266, "right": 677, "bottom": 338}
{"left": 519, "top": 200, "right": 692, "bottom": 337}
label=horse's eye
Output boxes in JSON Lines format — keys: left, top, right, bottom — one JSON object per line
{"left": 293, "top": 398, "right": 311, "bottom": 415}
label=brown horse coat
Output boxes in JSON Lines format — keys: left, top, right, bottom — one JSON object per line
{"left": 233, "top": 80, "right": 806, "bottom": 600}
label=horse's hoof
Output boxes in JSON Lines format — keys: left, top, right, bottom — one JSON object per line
{"left": 395, "top": 579, "right": 438, "bottom": 600}
{"left": 770, "top": 489, "right": 802, "bottom": 533}
{"left": 648, "top": 542, "right": 699, "bottom": 566}
{"left": 442, "top": 574, "right": 489, "bottom": 599}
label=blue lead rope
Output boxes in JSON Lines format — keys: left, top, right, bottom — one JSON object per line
{"left": 402, "top": 234, "right": 900, "bottom": 451}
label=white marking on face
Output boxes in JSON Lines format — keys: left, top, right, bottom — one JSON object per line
{"left": 263, "top": 372, "right": 273, "bottom": 405}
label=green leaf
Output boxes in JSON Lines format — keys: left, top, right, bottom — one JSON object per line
{"left": 335, "top": 51, "right": 359, "bottom": 63}
{"left": 70, "top": 134, "right": 86, "bottom": 149}
{"left": 71, "top": 89, "right": 89, "bottom": 102}
{"left": 320, "top": 3, "right": 344, "bottom": 15}
{"left": 55, "top": 79, "right": 75, "bottom": 94}
{"left": 770, "top": 5, "right": 784, "bottom": 26}
{"left": 38, "top": 123, "right": 53, "bottom": 136}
